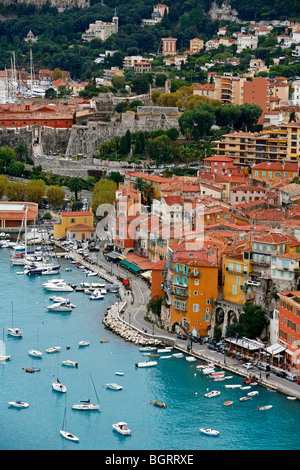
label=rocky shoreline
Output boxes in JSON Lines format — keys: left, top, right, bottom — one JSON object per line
{"left": 103, "top": 301, "right": 162, "bottom": 347}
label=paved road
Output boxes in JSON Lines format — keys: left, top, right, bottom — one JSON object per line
{"left": 62, "top": 234, "right": 300, "bottom": 399}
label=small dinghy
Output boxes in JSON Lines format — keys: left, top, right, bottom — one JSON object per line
{"left": 115, "top": 372, "right": 124, "bottom": 376}
{"left": 239, "top": 396, "right": 252, "bottom": 402}
{"left": 78, "top": 341, "right": 90, "bottom": 347}
{"left": 106, "top": 383, "right": 123, "bottom": 391}
{"left": 199, "top": 428, "right": 219, "bottom": 436}
{"left": 287, "top": 396, "right": 297, "bottom": 400}
{"left": 247, "top": 391, "right": 259, "bottom": 397}
{"left": 223, "top": 401, "right": 233, "bottom": 406}
{"left": 112, "top": 422, "right": 131, "bottom": 436}
{"left": 258, "top": 405, "right": 273, "bottom": 410}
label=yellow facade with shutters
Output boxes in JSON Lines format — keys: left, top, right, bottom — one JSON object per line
{"left": 53, "top": 211, "right": 94, "bottom": 239}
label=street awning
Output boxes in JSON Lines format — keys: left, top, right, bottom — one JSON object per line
{"left": 120, "top": 260, "right": 142, "bottom": 273}
{"left": 106, "top": 251, "right": 124, "bottom": 261}
{"left": 265, "top": 344, "right": 286, "bottom": 356}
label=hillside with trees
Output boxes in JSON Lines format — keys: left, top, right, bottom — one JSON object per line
{"left": 0, "top": 0, "right": 298, "bottom": 80}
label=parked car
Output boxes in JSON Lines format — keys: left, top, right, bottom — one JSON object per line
{"left": 276, "top": 370, "right": 287, "bottom": 378}
{"left": 286, "top": 374, "right": 297, "bottom": 382}
{"left": 190, "top": 336, "right": 199, "bottom": 343}
{"left": 297, "top": 378, "right": 300, "bottom": 385}
{"left": 243, "top": 362, "right": 253, "bottom": 370}
{"left": 176, "top": 334, "right": 187, "bottom": 341}
{"left": 207, "top": 344, "right": 218, "bottom": 351}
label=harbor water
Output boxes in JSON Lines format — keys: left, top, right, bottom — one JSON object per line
{"left": 0, "top": 248, "right": 300, "bottom": 451}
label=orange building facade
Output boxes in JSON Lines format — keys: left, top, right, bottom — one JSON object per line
{"left": 278, "top": 291, "right": 300, "bottom": 374}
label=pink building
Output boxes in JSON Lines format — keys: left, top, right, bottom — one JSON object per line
{"left": 204, "top": 155, "right": 235, "bottom": 174}
{"left": 230, "top": 184, "right": 267, "bottom": 205}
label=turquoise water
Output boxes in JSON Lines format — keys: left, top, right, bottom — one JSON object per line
{"left": 0, "top": 248, "right": 299, "bottom": 451}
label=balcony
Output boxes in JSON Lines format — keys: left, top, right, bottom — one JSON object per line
{"left": 172, "top": 300, "right": 187, "bottom": 311}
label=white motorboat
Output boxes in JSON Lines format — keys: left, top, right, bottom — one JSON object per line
{"left": 157, "top": 348, "right": 172, "bottom": 353}
{"left": 112, "top": 422, "right": 131, "bottom": 436}
{"left": 225, "top": 384, "right": 241, "bottom": 389}
{"left": 201, "top": 367, "right": 215, "bottom": 374}
{"left": 139, "top": 346, "right": 156, "bottom": 352}
{"left": 135, "top": 361, "right": 158, "bottom": 368}
{"left": 258, "top": 405, "right": 273, "bottom": 410}
{"left": 186, "top": 356, "right": 196, "bottom": 362}
{"left": 46, "top": 346, "right": 61, "bottom": 354}
{"left": 87, "top": 272, "right": 98, "bottom": 277}
{"left": 100, "top": 289, "right": 107, "bottom": 294}
{"left": 78, "top": 341, "right": 90, "bottom": 347}
{"left": 199, "top": 428, "right": 219, "bottom": 436}
{"left": 106, "top": 383, "right": 123, "bottom": 390}
{"left": 247, "top": 391, "right": 259, "bottom": 397}
{"left": 28, "top": 349, "right": 43, "bottom": 358}
{"left": 204, "top": 390, "right": 221, "bottom": 398}
{"left": 52, "top": 380, "right": 67, "bottom": 393}
{"left": 90, "top": 290, "right": 104, "bottom": 300}
{"left": 160, "top": 355, "right": 172, "bottom": 359}
{"left": 47, "top": 302, "right": 73, "bottom": 312}
{"left": 61, "top": 360, "right": 78, "bottom": 367}
{"left": 8, "top": 401, "right": 29, "bottom": 408}
{"left": 7, "top": 327, "right": 22, "bottom": 338}
{"left": 287, "top": 396, "right": 297, "bottom": 400}
{"left": 44, "top": 283, "right": 73, "bottom": 292}
{"left": 115, "top": 372, "right": 124, "bottom": 376}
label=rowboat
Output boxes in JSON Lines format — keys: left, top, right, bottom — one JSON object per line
{"left": 223, "top": 401, "right": 233, "bottom": 406}
{"left": 135, "top": 361, "right": 157, "bottom": 368}
{"left": 247, "top": 391, "right": 259, "bottom": 397}
{"left": 152, "top": 400, "right": 167, "bottom": 408}
{"left": 209, "top": 371, "right": 225, "bottom": 378}
{"left": 239, "top": 396, "right": 252, "bottom": 402}
{"left": 100, "top": 339, "right": 109, "bottom": 343}
{"left": 258, "top": 405, "right": 273, "bottom": 410}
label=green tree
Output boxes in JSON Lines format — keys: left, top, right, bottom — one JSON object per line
{"left": 0, "top": 146, "right": 16, "bottom": 172}
{"left": 146, "top": 135, "right": 171, "bottom": 165}
{"left": 131, "top": 75, "right": 150, "bottom": 95}
{"left": 25, "top": 179, "right": 46, "bottom": 205}
{"left": 7, "top": 161, "right": 25, "bottom": 177}
{"left": 119, "top": 135, "right": 129, "bottom": 155}
{"left": 240, "top": 301, "right": 268, "bottom": 339}
{"left": 46, "top": 185, "right": 65, "bottom": 208}
{"left": 5, "top": 182, "right": 26, "bottom": 201}
{"left": 179, "top": 104, "right": 215, "bottom": 140}
{"left": 68, "top": 177, "right": 86, "bottom": 200}
{"left": 112, "top": 74, "right": 125, "bottom": 90}
{"left": 0, "top": 175, "right": 8, "bottom": 199}
{"left": 45, "top": 87, "right": 57, "bottom": 99}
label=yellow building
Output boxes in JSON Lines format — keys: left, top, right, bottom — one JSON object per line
{"left": 54, "top": 211, "right": 94, "bottom": 240}
{"left": 164, "top": 257, "right": 219, "bottom": 337}
{"left": 189, "top": 38, "right": 204, "bottom": 53}
{"left": 212, "top": 123, "right": 300, "bottom": 166}
{"left": 222, "top": 243, "right": 252, "bottom": 305}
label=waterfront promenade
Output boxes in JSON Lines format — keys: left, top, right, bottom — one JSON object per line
{"left": 56, "top": 240, "right": 300, "bottom": 400}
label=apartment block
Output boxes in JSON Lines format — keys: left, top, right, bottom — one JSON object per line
{"left": 214, "top": 74, "right": 246, "bottom": 105}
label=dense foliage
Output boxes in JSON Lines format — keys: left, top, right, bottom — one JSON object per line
{"left": 0, "top": 0, "right": 298, "bottom": 80}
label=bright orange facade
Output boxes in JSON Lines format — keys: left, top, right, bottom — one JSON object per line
{"left": 278, "top": 291, "right": 300, "bottom": 373}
